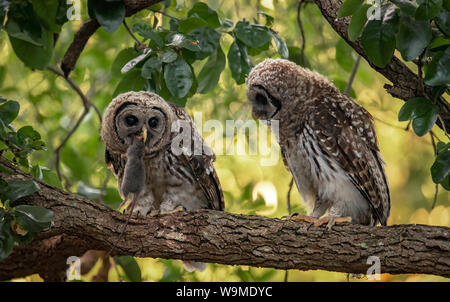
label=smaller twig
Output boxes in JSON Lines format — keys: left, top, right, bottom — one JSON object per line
{"left": 405, "top": 120, "right": 412, "bottom": 131}
{"left": 373, "top": 116, "right": 408, "bottom": 130}
{"left": 429, "top": 133, "right": 439, "bottom": 210}
{"left": 46, "top": 66, "right": 102, "bottom": 183}
{"left": 437, "top": 115, "right": 449, "bottom": 139}
{"left": 297, "top": 0, "right": 306, "bottom": 66}
{"left": 99, "top": 170, "right": 112, "bottom": 203}
{"left": 54, "top": 109, "right": 89, "bottom": 182}
{"left": 284, "top": 177, "right": 294, "bottom": 283}
{"left": 287, "top": 178, "right": 294, "bottom": 215}
{"left": 417, "top": 52, "right": 425, "bottom": 97}
{"left": 345, "top": 55, "right": 361, "bottom": 96}
{"left": 123, "top": 19, "right": 144, "bottom": 48}
{"left": 149, "top": 9, "right": 180, "bottom": 21}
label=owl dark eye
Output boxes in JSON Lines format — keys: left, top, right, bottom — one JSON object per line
{"left": 255, "top": 93, "right": 268, "bottom": 105}
{"left": 124, "top": 115, "right": 138, "bottom": 126}
{"left": 148, "top": 117, "right": 159, "bottom": 129}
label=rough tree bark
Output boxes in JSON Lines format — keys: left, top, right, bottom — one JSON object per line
{"left": 0, "top": 158, "right": 449, "bottom": 281}
{"left": 312, "top": 0, "right": 450, "bottom": 133}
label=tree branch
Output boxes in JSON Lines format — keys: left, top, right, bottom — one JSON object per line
{"left": 312, "top": 0, "right": 450, "bottom": 133}
{"left": 0, "top": 157, "right": 449, "bottom": 281}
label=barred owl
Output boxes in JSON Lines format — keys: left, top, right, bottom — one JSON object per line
{"left": 101, "top": 91, "right": 224, "bottom": 270}
{"left": 246, "top": 59, "right": 390, "bottom": 227}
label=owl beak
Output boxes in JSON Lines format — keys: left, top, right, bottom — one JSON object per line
{"left": 141, "top": 126, "right": 148, "bottom": 143}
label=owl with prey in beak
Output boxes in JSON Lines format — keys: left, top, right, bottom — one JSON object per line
{"left": 246, "top": 59, "right": 390, "bottom": 228}
{"left": 101, "top": 91, "right": 224, "bottom": 271}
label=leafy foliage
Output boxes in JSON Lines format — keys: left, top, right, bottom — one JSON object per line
{"left": 340, "top": 0, "right": 449, "bottom": 190}
{"left": 0, "top": 98, "right": 54, "bottom": 260}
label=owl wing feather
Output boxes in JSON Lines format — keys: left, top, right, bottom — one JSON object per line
{"left": 168, "top": 103, "right": 225, "bottom": 211}
{"left": 175, "top": 151, "right": 224, "bottom": 211}
{"left": 307, "top": 97, "right": 390, "bottom": 225}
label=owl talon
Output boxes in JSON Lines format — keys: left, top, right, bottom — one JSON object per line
{"left": 313, "top": 216, "right": 352, "bottom": 232}
{"left": 147, "top": 209, "right": 159, "bottom": 217}
{"left": 282, "top": 213, "right": 317, "bottom": 224}
{"left": 158, "top": 205, "right": 187, "bottom": 215}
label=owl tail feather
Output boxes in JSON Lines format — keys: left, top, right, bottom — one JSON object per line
{"left": 182, "top": 261, "right": 207, "bottom": 272}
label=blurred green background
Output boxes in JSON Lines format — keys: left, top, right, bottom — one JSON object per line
{"left": 0, "top": 0, "right": 448, "bottom": 282}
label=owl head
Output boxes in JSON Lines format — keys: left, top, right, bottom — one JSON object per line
{"left": 246, "top": 58, "right": 337, "bottom": 121}
{"left": 101, "top": 91, "right": 175, "bottom": 154}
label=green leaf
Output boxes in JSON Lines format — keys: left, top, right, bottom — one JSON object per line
{"left": 257, "top": 11, "right": 274, "bottom": 27}
{"left": 160, "top": 49, "right": 177, "bottom": 63}
{"left": 440, "top": 175, "right": 450, "bottom": 190}
{"left": 436, "top": 142, "right": 450, "bottom": 153}
{"left": 398, "top": 97, "right": 435, "bottom": 121}
{"left": 234, "top": 21, "right": 272, "bottom": 48}
{"left": 0, "top": 220, "right": 14, "bottom": 260}
{"left": 337, "top": 0, "right": 364, "bottom": 18}
{"left": 415, "top": 0, "right": 443, "bottom": 21}
{"left": 397, "top": 17, "right": 432, "bottom": 61}
{"left": 178, "top": 17, "right": 208, "bottom": 33}
{"left": 8, "top": 29, "right": 53, "bottom": 70}
{"left": 0, "top": 100, "right": 20, "bottom": 125}
{"left": 111, "top": 48, "right": 139, "bottom": 78}
{"left": 348, "top": 4, "right": 370, "bottom": 42}
{"left": 5, "top": 2, "right": 43, "bottom": 46}
{"left": 228, "top": 40, "right": 242, "bottom": 82}
{"left": 287, "top": 46, "right": 309, "bottom": 67}
{"left": 197, "top": 46, "right": 226, "bottom": 94}
{"left": 3, "top": 180, "right": 40, "bottom": 203}
{"left": 435, "top": 10, "right": 450, "bottom": 36}
{"left": 132, "top": 23, "right": 164, "bottom": 48}
{"left": 88, "top": 0, "right": 125, "bottom": 34}
{"left": 103, "top": 187, "right": 121, "bottom": 205}
{"left": 115, "top": 256, "right": 142, "bottom": 282}
{"left": 113, "top": 69, "right": 146, "bottom": 97}
{"left": 431, "top": 150, "right": 450, "bottom": 184}
{"left": 333, "top": 78, "right": 357, "bottom": 98}
{"left": 411, "top": 105, "right": 439, "bottom": 136}
{"left": 165, "top": 33, "right": 201, "bottom": 52}
{"left": 14, "top": 205, "right": 53, "bottom": 232}
{"left": 17, "top": 126, "right": 41, "bottom": 141}
{"left": 32, "top": 0, "right": 62, "bottom": 33}
{"left": 270, "top": 31, "right": 289, "bottom": 59}
{"left": 141, "top": 56, "right": 162, "bottom": 79}
{"left": 335, "top": 39, "right": 355, "bottom": 72}
{"left": 424, "top": 48, "right": 450, "bottom": 86}
{"left": 429, "top": 36, "right": 450, "bottom": 51}
{"left": 187, "top": 2, "right": 221, "bottom": 28}
{"left": 187, "top": 27, "right": 222, "bottom": 60}
{"left": 77, "top": 181, "right": 102, "bottom": 200}
{"left": 360, "top": 6, "right": 399, "bottom": 67}
{"left": 164, "top": 56, "right": 193, "bottom": 98}
{"left": 390, "top": 0, "right": 418, "bottom": 16}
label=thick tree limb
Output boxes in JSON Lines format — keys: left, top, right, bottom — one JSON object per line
{"left": 0, "top": 158, "right": 449, "bottom": 281}
{"left": 312, "top": 0, "right": 450, "bottom": 133}
{"left": 61, "top": 0, "right": 163, "bottom": 77}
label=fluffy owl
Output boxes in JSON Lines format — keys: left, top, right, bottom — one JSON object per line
{"left": 246, "top": 59, "right": 390, "bottom": 227}
{"left": 101, "top": 91, "right": 224, "bottom": 270}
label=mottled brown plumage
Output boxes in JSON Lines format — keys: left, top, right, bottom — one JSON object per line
{"left": 246, "top": 59, "right": 390, "bottom": 226}
{"left": 101, "top": 91, "right": 224, "bottom": 270}
{"left": 101, "top": 91, "right": 224, "bottom": 215}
